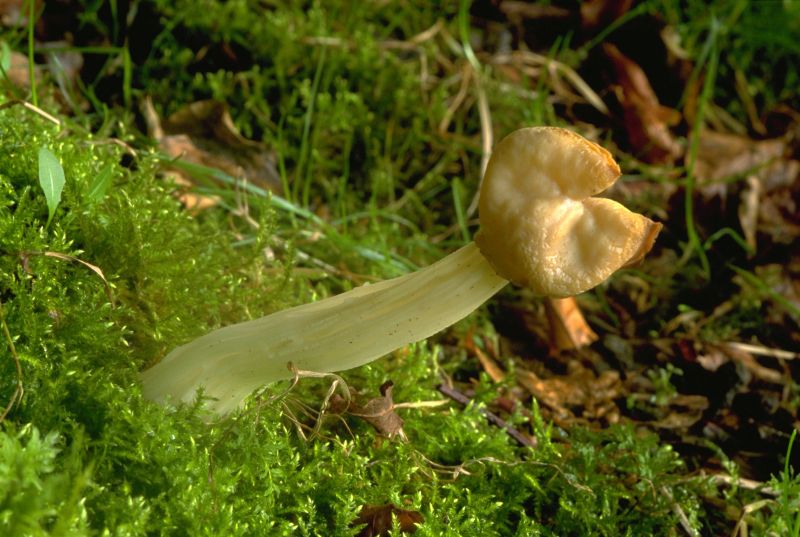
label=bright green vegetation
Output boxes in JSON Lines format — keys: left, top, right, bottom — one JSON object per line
{"left": 1, "top": 0, "right": 799, "bottom": 535}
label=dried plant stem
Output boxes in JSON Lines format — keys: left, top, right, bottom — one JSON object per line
{"left": 0, "top": 299, "right": 23, "bottom": 422}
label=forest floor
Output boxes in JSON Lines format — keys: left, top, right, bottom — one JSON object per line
{"left": 1, "top": 1, "right": 799, "bottom": 535}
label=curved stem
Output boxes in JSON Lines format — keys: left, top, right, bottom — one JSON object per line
{"left": 141, "top": 242, "right": 508, "bottom": 415}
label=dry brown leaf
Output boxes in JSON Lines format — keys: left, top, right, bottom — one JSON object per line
{"left": 4, "top": 50, "right": 41, "bottom": 88}
{"left": 517, "top": 364, "right": 621, "bottom": 421}
{"left": 545, "top": 297, "right": 598, "bottom": 352}
{"left": 464, "top": 330, "right": 505, "bottom": 382}
{"left": 696, "top": 347, "right": 729, "bottom": 372}
{"left": 694, "top": 129, "right": 789, "bottom": 185}
{"left": 0, "top": 0, "right": 25, "bottom": 26}
{"left": 352, "top": 503, "right": 423, "bottom": 537}
{"left": 39, "top": 42, "right": 83, "bottom": 87}
{"left": 162, "top": 100, "right": 281, "bottom": 191}
{"left": 652, "top": 394, "right": 708, "bottom": 429}
{"left": 500, "top": 1, "right": 571, "bottom": 21}
{"left": 580, "top": 0, "right": 633, "bottom": 31}
{"left": 350, "top": 381, "right": 406, "bottom": 440}
{"left": 143, "top": 98, "right": 281, "bottom": 210}
{"left": 759, "top": 187, "right": 800, "bottom": 244}
{"left": 604, "top": 43, "right": 682, "bottom": 164}
{"left": 693, "top": 129, "right": 800, "bottom": 246}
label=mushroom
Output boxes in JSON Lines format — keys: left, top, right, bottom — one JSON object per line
{"left": 141, "top": 127, "right": 662, "bottom": 415}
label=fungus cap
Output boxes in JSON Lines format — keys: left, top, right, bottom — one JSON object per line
{"left": 475, "top": 127, "right": 662, "bottom": 297}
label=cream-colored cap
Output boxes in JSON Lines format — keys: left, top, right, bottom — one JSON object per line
{"left": 475, "top": 127, "right": 662, "bottom": 297}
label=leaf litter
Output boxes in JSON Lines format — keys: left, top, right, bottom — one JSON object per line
{"left": 142, "top": 97, "right": 281, "bottom": 210}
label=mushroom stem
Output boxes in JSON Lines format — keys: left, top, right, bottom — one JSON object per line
{"left": 141, "top": 242, "right": 508, "bottom": 415}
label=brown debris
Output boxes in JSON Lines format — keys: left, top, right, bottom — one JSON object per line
{"left": 738, "top": 176, "right": 761, "bottom": 252}
{"left": 142, "top": 97, "right": 281, "bottom": 210}
{"left": 517, "top": 363, "right": 621, "bottom": 424}
{"left": 3, "top": 50, "right": 41, "bottom": 89}
{"left": 604, "top": 43, "right": 682, "bottom": 164}
{"left": 348, "top": 381, "right": 406, "bottom": 440}
{"left": 352, "top": 503, "right": 423, "bottom": 537}
{"left": 464, "top": 329, "right": 506, "bottom": 382}
{"left": 580, "top": 0, "right": 633, "bottom": 32}
{"left": 0, "top": 0, "right": 25, "bottom": 27}
{"left": 694, "top": 129, "right": 791, "bottom": 186}
{"left": 438, "top": 383, "right": 536, "bottom": 448}
{"left": 499, "top": 1, "right": 571, "bottom": 22}
{"left": 717, "top": 343, "right": 785, "bottom": 385}
{"left": 545, "top": 297, "right": 598, "bottom": 353}
{"left": 651, "top": 394, "right": 709, "bottom": 430}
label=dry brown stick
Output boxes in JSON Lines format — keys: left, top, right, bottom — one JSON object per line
{"left": 438, "top": 383, "right": 535, "bottom": 448}
{"left": 0, "top": 99, "right": 62, "bottom": 125}
{"left": 466, "top": 61, "right": 494, "bottom": 219}
{"left": 660, "top": 485, "right": 699, "bottom": 537}
{"left": 0, "top": 299, "right": 23, "bottom": 422}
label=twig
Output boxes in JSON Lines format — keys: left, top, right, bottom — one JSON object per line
{"left": 381, "top": 20, "right": 444, "bottom": 50}
{"left": 490, "top": 51, "right": 609, "bottom": 114}
{"left": 660, "top": 485, "right": 699, "bottom": 537}
{"left": 731, "top": 499, "right": 774, "bottom": 537}
{"left": 709, "top": 473, "right": 779, "bottom": 496}
{"left": 722, "top": 341, "right": 798, "bottom": 361}
{"left": 302, "top": 20, "right": 444, "bottom": 52}
{"left": 0, "top": 99, "right": 62, "bottom": 125}
{"left": 438, "top": 383, "right": 535, "bottom": 448}
{"left": 438, "top": 65, "right": 472, "bottom": 134}
{"left": 22, "top": 251, "right": 114, "bottom": 304}
{"left": 0, "top": 299, "right": 23, "bottom": 422}
{"left": 465, "top": 63, "right": 494, "bottom": 219}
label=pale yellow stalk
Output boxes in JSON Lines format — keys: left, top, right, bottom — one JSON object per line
{"left": 141, "top": 242, "right": 507, "bottom": 415}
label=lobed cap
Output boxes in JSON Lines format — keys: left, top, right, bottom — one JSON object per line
{"left": 475, "top": 127, "right": 662, "bottom": 297}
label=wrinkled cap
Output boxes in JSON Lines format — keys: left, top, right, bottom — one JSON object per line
{"left": 475, "top": 127, "right": 662, "bottom": 297}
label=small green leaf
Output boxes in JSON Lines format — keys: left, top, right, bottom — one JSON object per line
{"left": 38, "top": 147, "right": 66, "bottom": 225}
{"left": 84, "top": 163, "right": 114, "bottom": 204}
{"left": 0, "top": 42, "right": 10, "bottom": 74}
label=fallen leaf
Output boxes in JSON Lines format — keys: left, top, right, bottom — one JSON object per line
{"left": 0, "top": 0, "right": 25, "bottom": 27}
{"left": 652, "top": 394, "right": 709, "bottom": 429}
{"left": 517, "top": 364, "right": 621, "bottom": 423}
{"left": 759, "top": 185, "right": 800, "bottom": 244}
{"left": 694, "top": 129, "right": 789, "bottom": 186}
{"left": 464, "top": 330, "right": 505, "bottom": 382}
{"left": 352, "top": 504, "right": 423, "bottom": 537}
{"left": 500, "top": 1, "right": 571, "bottom": 22}
{"left": 41, "top": 42, "right": 85, "bottom": 110}
{"left": 545, "top": 297, "right": 598, "bottom": 352}
{"left": 3, "top": 50, "right": 41, "bottom": 88}
{"left": 604, "top": 43, "right": 682, "bottom": 164}
{"left": 696, "top": 347, "right": 729, "bottom": 373}
{"left": 350, "top": 381, "right": 406, "bottom": 440}
{"left": 580, "top": 0, "right": 633, "bottom": 32}
{"left": 142, "top": 97, "right": 281, "bottom": 209}
{"left": 692, "top": 130, "right": 800, "bottom": 243}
